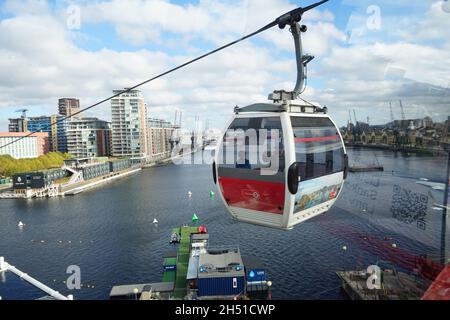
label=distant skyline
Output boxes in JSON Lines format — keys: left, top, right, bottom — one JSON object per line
{"left": 0, "top": 0, "right": 449, "bottom": 132}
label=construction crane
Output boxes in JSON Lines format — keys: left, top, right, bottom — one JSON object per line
{"left": 353, "top": 109, "right": 358, "bottom": 125}
{"left": 399, "top": 100, "right": 406, "bottom": 120}
{"left": 389, "top": 101, "right": 395, "bottom": 122}
{"left": 15, "top": 109, "right": 28, "bottom": 118}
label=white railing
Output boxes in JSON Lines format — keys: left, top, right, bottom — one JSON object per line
{"left": 0, "top": 257, "right": 73, "bottom": 301}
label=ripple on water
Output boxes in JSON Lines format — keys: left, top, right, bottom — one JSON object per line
{"left": 0, "top": 149, "right": 447, "bottom": 299}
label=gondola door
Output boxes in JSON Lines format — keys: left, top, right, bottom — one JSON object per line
{"left": 286, "top": 115, "right": 347, "bottom": 228}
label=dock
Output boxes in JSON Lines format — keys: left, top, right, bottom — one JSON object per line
{"left": 142, "top": 149, "right": 200, "bottom": 169}
{"left": 349, "top": 166, "right": 384, "bottom": 173}
{"left": 172, "top": 226, "right": 199, "bottom": 299}
{"left": 1, "top": 166, "right": 142, "bottom": 199}
{"left": 109, "top": 225, "right": 201, "bottom": 300}
{"left": 110, "top": 224, "right": 271, "bottom": 300}
{"left": 143, "top": 156, "right": 174, "bottom": 169}
{"left": 110, "top": 282, "right": 174, "bottom": 300}
{"left": 337, "top": 270, "right": 425, "bottom": 300}
{"left": 61, "top": 167, "right": 141, "bottom": 196}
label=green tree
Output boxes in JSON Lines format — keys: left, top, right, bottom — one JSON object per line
{"left": 0, "top": 152, "right": 72, "bottom": 177}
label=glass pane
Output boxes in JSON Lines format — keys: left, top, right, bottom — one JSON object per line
{"left": 291, "top": 116, "right": 344, "bottom": 181}
{"left": 219, "top": 117, "right": 285, "bottom": 173}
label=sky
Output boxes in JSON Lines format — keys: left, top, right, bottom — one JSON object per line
{"left": 0, "top": 0, "right": 449, "bottom": 132}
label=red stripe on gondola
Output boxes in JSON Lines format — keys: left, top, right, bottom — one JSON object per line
{"left": 295, "top": 135, "right": 339, "bottom": 143}
{"left": 218, "top": 176, "right": 285, "bottom": 215}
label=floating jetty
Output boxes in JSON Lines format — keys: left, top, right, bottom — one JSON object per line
{"left": 337, "top": 269, "right": 425, "bottom": 300}
{"left": 110, "top": 225, "right": 271, "bottom": 300}
{"left": 349, "top": 166, "right": 384, "bottom": 173}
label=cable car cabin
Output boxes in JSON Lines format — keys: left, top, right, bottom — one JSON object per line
{"left": 213, "top": 101, "right": 348, "bottom": 230}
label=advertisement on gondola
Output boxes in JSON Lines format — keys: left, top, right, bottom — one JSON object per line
{"left": 294, "top": 173, "right": 343, "bottom": 213}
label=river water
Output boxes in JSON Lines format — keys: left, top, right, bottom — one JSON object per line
{"left": 0, "top": 148, "right": 448, "bottom": 300}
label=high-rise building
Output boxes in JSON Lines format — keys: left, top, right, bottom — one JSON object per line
{"left": 146, "top": 118, "right": 174, "bottom": 157}
{"left": 9, "top": 116, "right": 67, "bottom": 152}
{"left": 8, "top": 117, "right": 28, "bottom": 133}
{"left": 66, "top": 118, "right": 111, "bottom": 158}
{"left": 25, "top": 116, "right": 68, "bottom": 153}
{"left": 0, "top": 132, "right": 49, "bottom": 159}
{"left": 58, "top": 98, "right": 81, "bottom": 117}
{"left": 111, "top": 89, "right": 148, "bottom": 159}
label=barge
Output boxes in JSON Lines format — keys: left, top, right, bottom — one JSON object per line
{"left": 337, "top": 268, "right": 427, "bottom": 300}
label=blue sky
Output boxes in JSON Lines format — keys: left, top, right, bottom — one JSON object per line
{"left": 0, "top": 0, "right": 449, "bottom": 131}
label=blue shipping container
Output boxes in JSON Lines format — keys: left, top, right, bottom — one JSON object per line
{"left": 198, "top": 276, "right": 245, "bottom": 297}
{"left": 247, "top": 269, "right": 266, "bottom": 283}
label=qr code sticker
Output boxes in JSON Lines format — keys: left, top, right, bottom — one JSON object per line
{"left": 391, "top": 185, "right": 428, "bottom": 229}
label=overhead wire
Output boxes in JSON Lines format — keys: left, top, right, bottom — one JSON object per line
{"left": 0, "top": 0, "right": 329, "bottom": 150}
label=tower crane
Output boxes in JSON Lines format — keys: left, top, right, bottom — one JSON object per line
{"left": 389, "top": 101, "right": 394, "bottom": 122}
{"left": 15, "top": 109, "right": 28, "bottom": 118}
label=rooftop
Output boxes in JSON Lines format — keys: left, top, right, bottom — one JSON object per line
{"left": 192, "top": 234, "right": 209, "bottom": 241}
{"left": 198, "top": 248, "right": 245, "bottom": 279}
{"left": 0, "top": 132, "right": 49, "bottom": 138}
{"left": 242, "top": 255, "right": 265, "bottom": 270}
{"left": 110, "top": 282, "right": 175, "bottom": 298}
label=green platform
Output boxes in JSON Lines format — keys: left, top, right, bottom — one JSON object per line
{"left": 167, "top": 226, "right": 199, "bottom": 299}
{"left": 162, "top": 270, "right": 176, "bottom": 283}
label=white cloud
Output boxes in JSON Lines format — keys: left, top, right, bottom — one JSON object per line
{"left": 2, "top": 0, "right": 50, "bottom": 15}
{"left": 416, "top": 1, "right": 450, "bottom": 41}
{"left": 79, "top": 0, "right": 339, "bottom": 47}
{"left": 0, "top": 0, "right": 449, "bottom": 132}
{"left": 0, "top": 1, "right": 295, "bottom": 130}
